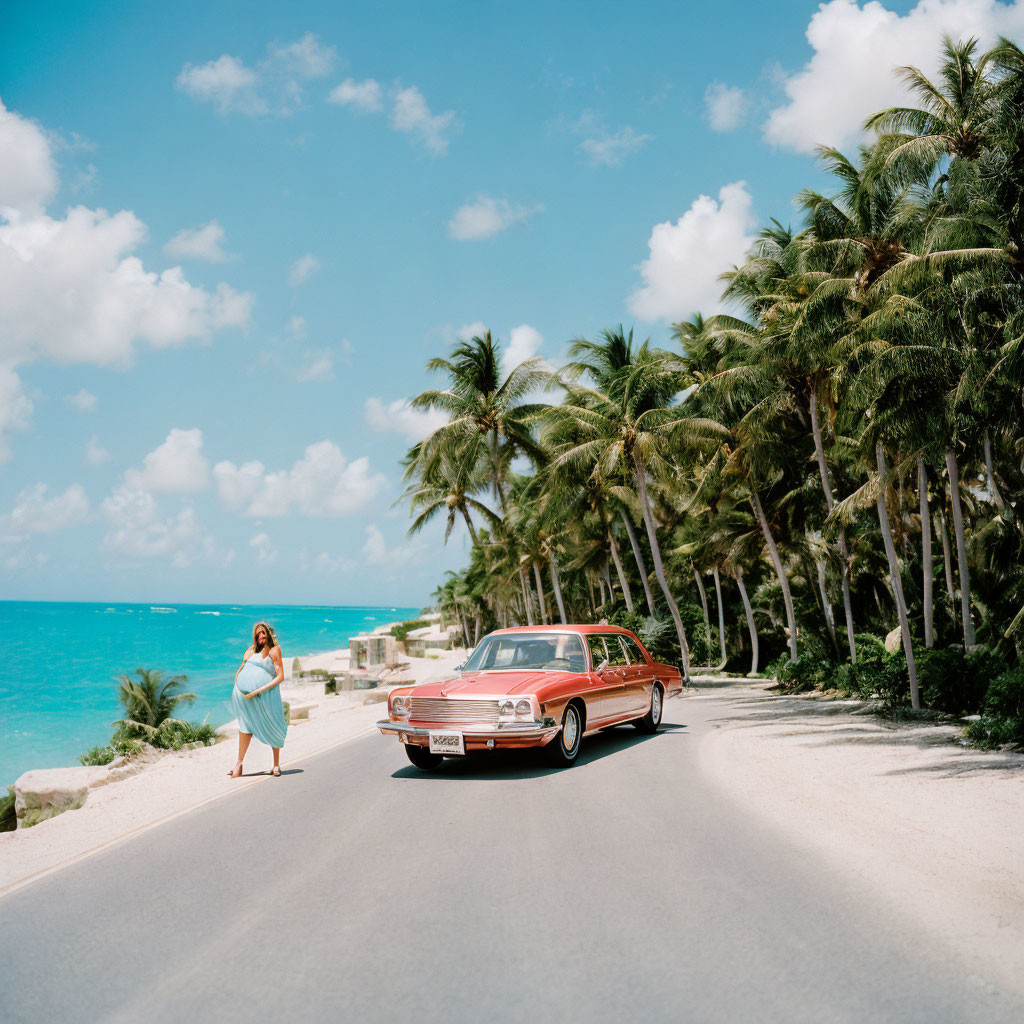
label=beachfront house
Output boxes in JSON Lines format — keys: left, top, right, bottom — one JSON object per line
{"left": 349, "top": 633, "right": 402, "bottom": 670}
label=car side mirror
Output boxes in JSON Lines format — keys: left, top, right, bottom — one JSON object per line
{"left": 454, "top": 662, "right": 466, "bottom": 672}
{"left": 596, "top": 658, "right": 609, "bottom": 672}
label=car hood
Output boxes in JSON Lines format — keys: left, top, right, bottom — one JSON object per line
{"left": 410, "top": 670, "right": 578, "bottom": 697}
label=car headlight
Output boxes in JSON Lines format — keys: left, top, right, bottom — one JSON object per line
{"left": 515, "top": 699, "right": 533, "bottom": 719}
{"left": 498, "top": 699, "right": 515, "bottom": 717}
{"left": 392, "top": 696, "right": 410, "bottom": 718}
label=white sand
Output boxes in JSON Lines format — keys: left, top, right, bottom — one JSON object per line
{"left": 0, "top": 647, "right": 467, "bottom": 896}
{"left": 697, "top": 683, "right": 1024, "bottom": 995}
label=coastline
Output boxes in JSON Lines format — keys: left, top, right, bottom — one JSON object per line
{"left": 0, "top": 644, "right": 467, "bottom": 895}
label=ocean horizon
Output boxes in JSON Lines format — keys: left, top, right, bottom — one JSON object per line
{"left": 0, "top": 600, "right": 421, "bottom": 785}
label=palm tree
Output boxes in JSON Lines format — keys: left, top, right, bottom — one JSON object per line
{"left": 113, "top": 669, "right": 196, "bottom": 739}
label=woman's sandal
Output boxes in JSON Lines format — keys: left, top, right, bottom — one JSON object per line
{"left": 271, "top": 765, "right": 281, "bottom": 777}
{"left": 228, "top": 762, "right": 244, "bottom": 778}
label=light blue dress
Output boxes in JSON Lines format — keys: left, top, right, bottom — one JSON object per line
{"left": 232, "top": 652, "right": 288, "bottom": 748}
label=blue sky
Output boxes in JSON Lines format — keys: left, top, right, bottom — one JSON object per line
{"left": 2, "top": 0, "right": 1021, "bottom": 606}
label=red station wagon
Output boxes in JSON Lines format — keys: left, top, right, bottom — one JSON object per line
{"left": 377, "top": 625, "right": 684, "bottom": 770}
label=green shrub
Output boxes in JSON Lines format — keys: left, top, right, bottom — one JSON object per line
{"left": 291, "top": 656, "right": 302, "bottom": 675}
{"left": 0, "top": 786, "right": 15, "bottom": 833}
{"left": 966, "top": 667, "right": 1024, "bottom": 748}
{"left": 150, "top": 720, "right": 218, "bottom": 751}
{"left": 391, "top": 620, "right": 429, "bottom": 641}
{"left": 79, "top": 745, "right": 117, "bottom": 766}
{"left": 283, "top": 701, "right": 291, "bottom": 726}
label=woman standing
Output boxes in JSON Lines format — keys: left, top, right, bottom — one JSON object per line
{"left": 229, "top": 621, "right": 287, "bottom": 777}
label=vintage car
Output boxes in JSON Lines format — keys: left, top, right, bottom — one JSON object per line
{"left": 377, "top": 625, "right": 684, "bottom": 770}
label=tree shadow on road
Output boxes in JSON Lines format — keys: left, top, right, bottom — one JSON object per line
{"left": 390, "top": 722, "right": 689, "bottom": 781}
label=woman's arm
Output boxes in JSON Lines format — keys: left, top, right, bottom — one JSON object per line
{"left": 234, "top": 646, "right": 254, "bottom": 684}
{"left": 245, "top": 645, "right": 285, "bottom": 699}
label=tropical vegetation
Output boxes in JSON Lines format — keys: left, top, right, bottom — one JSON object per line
{"left": 402, "top": 38, "right": 1024, "bottom": 747}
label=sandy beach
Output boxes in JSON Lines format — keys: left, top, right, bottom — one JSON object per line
{"left": 697, "top": 682, "right": 1024, "bottom": 995}
{"left": 0, "top": 645, "right": 467, "bottom": 895}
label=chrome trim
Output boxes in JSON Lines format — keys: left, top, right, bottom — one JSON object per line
{"left": 377, "top": 718, "right": 559, "bottom": 740}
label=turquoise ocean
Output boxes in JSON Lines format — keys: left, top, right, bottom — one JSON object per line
{"left": 0, "top": 602, "right": 420, "bottom": 785}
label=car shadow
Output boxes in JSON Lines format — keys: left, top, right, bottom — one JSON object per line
{"left": 390, "top": 722, "right": 688, "bottom": 780}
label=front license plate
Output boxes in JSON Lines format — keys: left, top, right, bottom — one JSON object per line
{"left": 428, "top": 730, "right": 465, "bottom": 756}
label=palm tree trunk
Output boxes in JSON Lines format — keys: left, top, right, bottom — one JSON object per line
{"left": 945, "top": 449, "right": 975, "bottom": 647}
{"left": 597, "top": 573, "right": 607, "bottom": 607}
{"left": 750, "top": 487, "right": 798, "bottom": 663}
{"left": 810, "top": 391, "right": 856, "bottom": 663}
{"left": 474, "top": 611, "right": 482, "bottom": 645}
{"left": 984, "top": 430, "right": 1006, "bottom": 512}
{"left": 816, "top": 560, "right": 838, "bottom": 649}
{"left": 633, "top": 457, "right": 691, "bottom": 680}
{"left": 587, "top": 574, "right": 596, "bottom": 612}
{"left": 519, "top": 567, "right": 535, "bottom": 626}
{"left": 608, "top": 528, "right": 634, "bottom": 612}
{"left": 712, "top": 566, "right": 727, "bottom": 667}
{"left": 621, "top": 510, "right": 656, "bottom": 615}
{"left": 549, "top": 551, "right": 567, "bottom": 625}
{"left": 938, "top": 510, "right": 956, "bottom": 606}
{"left": 918, "top": 456, "right": 934, "bottom": 648}
{"left": 602, "top": 557, "right": 614, "bottom": 604}
{"left": 533, "top": 561, "right": 549, "bottom": 625}
{"left": 876, "top": 443, "right": 920, "bottom": 709}
{"left": 736, "top": 572, "right": 759, "bottom": 675}
{"left": 462, "top": 512, "right": 479, "bottom": 547}
{"left": 694, "top": 571, "right": 710, "bottom": 661}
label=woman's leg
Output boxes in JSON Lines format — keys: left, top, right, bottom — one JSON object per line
{"left": 272, "top": 747, "right": 281, "bottom": 774}
{"left": 233, "top": 732, "right": 253, "bottom": 776}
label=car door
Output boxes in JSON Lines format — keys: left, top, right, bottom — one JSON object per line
{"left": 618, "top": 634, "right": 654, "bottom": 716}
{"left": 599, "top": 634, "right": 632, "bottom": 718}
{"left": 584, "top": 634, "right": 625, "bottom": 724}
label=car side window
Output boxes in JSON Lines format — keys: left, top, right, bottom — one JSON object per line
{"left": 586, "top": 635, "right": 607, "bottom": 670}
{"left": 604, "top": 636, "right": 629, "bottom": 667}
{"left": 620, "top": 636, "right": 647, "bottom": 665}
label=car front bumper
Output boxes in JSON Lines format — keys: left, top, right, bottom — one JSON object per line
{"left": 376, "top": 718, "right": 561, "bottom": 750}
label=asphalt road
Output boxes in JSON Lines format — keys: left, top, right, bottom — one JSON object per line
{"left": 1, "top": 696, "right": 1019, "bottom": 1023}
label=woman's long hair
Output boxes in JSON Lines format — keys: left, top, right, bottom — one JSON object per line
{"left": 252, "top": 621, "right": 277, "bottom": 652}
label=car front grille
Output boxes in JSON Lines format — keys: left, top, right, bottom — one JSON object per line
{"left": 408, "top": 697, "right": 500, "bottom": 724}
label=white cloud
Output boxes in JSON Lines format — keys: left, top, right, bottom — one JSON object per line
{"left": 85, "top": 435, "right": 110, "bottom": 466}
{"left": 286, "top": 315, "right": 306, "bottom": 337}
{"left": 0, "top": 100, "right": 58, "bottom": 217}
{"left": 363, "top": 524, "right": 424, "bottom": 573}
{"left": 339, "top": 338, "right": 355, "bottom": 366}
{"left": 176, "top": 55, "right": 265, "bottom": 115}
{"left": 164, "top": 220, "right": 228, "bottom": 263}
{"left": 125, "top": 428, "right": 210, "bottom": 494}
{"left": 328, "top": 77, "right": 383, "bottom": 113}
{"left": 579, "top": 125, "right": 652, "bottom": 166}
{"left": 505, "top": 324, "right": 543, "bottom": 369}
{"left": 0, "top": 102, "right": 252, "bottom": 460}
{"left": 763, "top": 0, "right": 1024, "bottom": 153}
{"left": 705, "top": 82, "right": 747, "bottom": 132}
{"left": 456, "top": 320, "right": 487, "bottom": 342}
{"left": 213, "top": 441, "right": 386, "bottom": 517}
{"left": 628, "top": 181, "right": 757, "bottom": 323}
{"left": 448, "top": 197, "right": 541, "bottom": 241}
{"left": 67, "top": 388, "right": 97, "bottom": 412}
{"left": 390, "top": 85, "right": 458, "bottom": 155}
{"left": 294, "top": 349, "right": 335, "bottom": 382}
{"left": 289, "top": 253, "right": 320, "bottom": 287}
{"left": 7, "top": 483, "right": 90, "bottom": 534}
{"left": 249, "top": 531, "right": 277, "bottom": 564}
{"left": 364, "top": 397, "right": 448, "bottom": 442}
{"left": 176, "top": 33, "right": 336, "bottom": 117}
{"left": 100, "top": 485, "right": 230, "bottom": 568}
{"left": 298, "top": 548, "right": 355, "bottom": 575}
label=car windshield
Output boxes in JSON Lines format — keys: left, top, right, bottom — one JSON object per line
{"left": 462, "top": 633, "right": 587, "bottom": 673}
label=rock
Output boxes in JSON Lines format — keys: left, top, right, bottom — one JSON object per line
{"left": 14, "top": 766, "right": 100, "bottom": 828}
{"left": 884, "top": 626, "right": 902, "bottom": 653}
{"left": 288, "top": 702, "right": 316, "bottom": 721}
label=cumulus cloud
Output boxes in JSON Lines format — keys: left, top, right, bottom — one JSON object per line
{"left": 705, "top": 83, "right": 747, "bottom": 132}
{"left": 573, "top": 113, "right": 652, "bottom": 166}
{"left": 85, "top": 435, "right": 110, "bottom": 466}
{"left": 100, "top": 485, "right": 230, "bottom": 568}
{"left": 176, "top": 33, "right": 336, "bottom": 116}
{"left": 390, "top": 85, "right": 459, "bottom": 154}
{"left": 213, "top": 441, "right": 386, "bottom": 517}
{"left": 0, "top": 102, "right": 251, "bottom": 460}
{"left": 448, "top": 197, "right": 541, "bottom": 241}
{"left": 164, "top": 220, "right": 229, "bottom": 263}
{"left": 249, "top": 531, "right": 277, "bottom": 564}
{"left": 504, "top": 324, "right": 544, "bottom": 369}
{"left": 364, "top": 397, "right": 449, "bottom": 442}
{"left": 363, "top": 524, "right": 424, "bottom": 573}
{"left": 298, "top": 548, "right": 355, "bottom": 575}
{"left": 763, "top": 0, "right": 1024, "bottom": 153}
{"left": 289, "top": 253, "right": 320, "bottom": 287}
{"left": 7, "top": 483, "right": 90, "bottom": 534}
{"left": 627, "top": 181, "right": 757, "bottom": 323}
{"left": 124, "top": 428, "right": 210, "bottom": 494}
{"left": 456, "top": 320, "right": 488, "bottom": 342}
{"left": 293, "top": 348, "right": 335, "bottom": 382}
{"left": 328, "top": 77, "right": 383, "bottom": 113}
{"left": 67, "top": 388, "right": 97, "bottom": 412}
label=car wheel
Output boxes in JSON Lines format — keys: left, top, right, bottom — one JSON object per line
{"left": 545, "top": 701, "right": 583, "bottom": 767}
{"left": 634, "top": 684, "right": 663, "bottom": 734}
{"left": 405, "top": 744, "right": 444, "bottom": 770}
